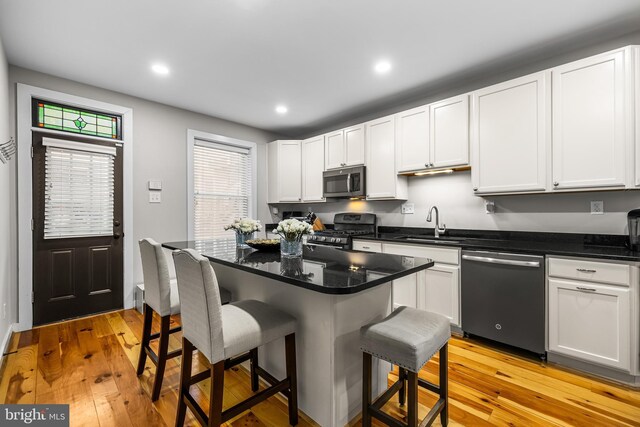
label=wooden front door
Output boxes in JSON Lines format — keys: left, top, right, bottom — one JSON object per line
{"left": 32, "top": 132, "right": 123, "bottom": 325}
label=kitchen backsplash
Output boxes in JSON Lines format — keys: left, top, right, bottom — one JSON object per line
{"left": 271, "top": 171, "right": 640, "bottom": 235}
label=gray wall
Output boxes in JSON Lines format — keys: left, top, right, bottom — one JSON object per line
{"left": 0, "top": 35, "right": 13, "bottom": 348}
{"left": 7, "top": 66, "right": 281, "bottom": 302}
{"left": 276, "top": 171, "right": 640, "bottom": 235}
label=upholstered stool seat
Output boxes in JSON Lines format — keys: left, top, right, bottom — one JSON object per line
{"left": 360, "top": 307, "right": 450, "bottom": 372}
{"left": 360, "top": 306, "right": 450, "bottom": 427}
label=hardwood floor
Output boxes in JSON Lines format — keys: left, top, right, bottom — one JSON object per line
{"left": 0, "top": 309, "right": 638, "bottom": 427}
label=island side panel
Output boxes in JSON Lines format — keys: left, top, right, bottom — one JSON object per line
{"left": 332, "top": 283, "right": 393, "bottom": 426}
{"left": 211, "top": 262, "right": 336, "bottom": 427}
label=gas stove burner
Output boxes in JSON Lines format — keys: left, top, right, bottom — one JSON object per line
{"left": 307, "top": 213, "right": 377, "bottom": 249}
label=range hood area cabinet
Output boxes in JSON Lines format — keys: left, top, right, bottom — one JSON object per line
{"left": 365, "top": 115, "right": 408, "bottom": 200}
{"left": 324, "top": 123, "right": 365, "bottom": 170}
{"left": 267, "top": 139, "right": 326, "bottom": 203}
{"left": 396, "top": 94, "right": 470, "bottom": 173}
{"left": 471, "top": 46, "right": 637, "bottom": 196}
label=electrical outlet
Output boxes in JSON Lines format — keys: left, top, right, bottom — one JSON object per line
{"left": 401, "top": 256, "right": 415, "bottom": 268}
{"left": 149, "top": 191, "right": 162, "bottom": 203}
{"left": 485, "top": 200, "right": 496, "bottom": 214}
{"left": 271, "top": 206, "right": 279, "bottom": 215}
{"left": 590, "top": 200, "right": 604, "bottom": 215}
{"left": 401, "top": 203, "right": 415, "bottom": 214}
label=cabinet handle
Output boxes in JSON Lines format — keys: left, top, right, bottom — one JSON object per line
{"left": 553, "top": 182, "right": 559, "bottom": 187}
{"left": 576, "top": 286, "right": 597, "bottom": 292}
{"left": 473, "top": 187, "right": 478, "bottom": 191}
{"left": 362, "top": 246, "right": 370, "bottom": 249}
{"left": 425, "top": 163, "right": 429, "bottom": 168}
{"left": 576, "top": 268, "right": 596, "bottom": 273}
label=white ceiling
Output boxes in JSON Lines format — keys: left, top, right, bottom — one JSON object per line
{"left": 1, "top": 0, "right": 639, "bottom": 136}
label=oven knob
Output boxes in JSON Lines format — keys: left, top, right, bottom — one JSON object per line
{"left": 332, "top": 238, "right": 338, "bottom": 243}
{"left": 320, "top": 237, "right": 326, "bottom": 242}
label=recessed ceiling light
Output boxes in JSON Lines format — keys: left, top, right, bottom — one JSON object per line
{"left": 275, "top": 105, "right": 288, "bottom": 114}
{"left": 151, "top": 63, "right": 170, "bottom": 75}
{"left": 374, "top": 60, "right": 392, "bottom": 74}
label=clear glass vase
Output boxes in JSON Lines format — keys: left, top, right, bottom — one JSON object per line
{"left": 235, "top": 231, "right": 253, "bottom": 249}
{"left": 280, "top": 239, "right": 303, "bottom": 258}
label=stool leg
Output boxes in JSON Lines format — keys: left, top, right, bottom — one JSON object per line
{"left": 175, "top": 337, "right": 193, "bottom": 427}
{"left": 398, "top": 367, "right": 406, "bottom": 406}
{"left": 209, "top": 360, "right": 225, "bottom": 427}
{"left": 285, "top": 334, "right": 299, "bottom": 426}
{"left": 136, "top": 303, "right": 152, "bottom": 375}
{"left": 440, "top": 343, "right": 449, "bottom": 427}
{"left": 407, "top": 370, "right": 418, "bottom": 427}
{"left": 151, "top": 315, "right": 171, "bottom": 401}
{"left": 362, "top": 352, "right": 372, "bottom": 427}
{"left": 250, "top": 348, "right": 259, "bottom": 392}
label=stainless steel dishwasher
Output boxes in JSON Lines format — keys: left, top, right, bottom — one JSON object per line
{"left": 461, "top": 250, "right": 545, "bottom": 357}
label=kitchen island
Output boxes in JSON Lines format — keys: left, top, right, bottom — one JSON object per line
{"left": 163, "top": 240, "right": 434, "bottom": 427}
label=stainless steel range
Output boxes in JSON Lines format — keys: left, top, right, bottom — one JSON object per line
{"left": 307, "top": 213, "right": 377, "bottom": 249}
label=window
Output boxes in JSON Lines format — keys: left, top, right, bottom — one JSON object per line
{"left": 43, "top": 138, "right": 116, "bottom": 239}
{"left": 33, "top": 99, "right": 122, "bottom": 140}
{"left": 189, "top": 133, "right": 256, "bottom": 241}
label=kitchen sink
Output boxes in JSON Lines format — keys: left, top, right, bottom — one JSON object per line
{"left": 394, "top": 235, "right": 464, "bottom": 244}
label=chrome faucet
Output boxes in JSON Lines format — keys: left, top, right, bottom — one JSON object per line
{"left": 427, "top": 206, "right": 446, "bottom": 238}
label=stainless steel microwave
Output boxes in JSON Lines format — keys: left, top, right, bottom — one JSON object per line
{"left": 323, "top": 166, "right": 366, "bottom": 199}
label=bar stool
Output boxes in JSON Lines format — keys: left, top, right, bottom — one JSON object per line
{"left": 136, "top": 238, "right": 232, "bottom": 401}
{"left": 360, "top": 306, "right": 450, "bottom": 427}
{"left": 172, "top": 248, "right": 299, "bottom": 427}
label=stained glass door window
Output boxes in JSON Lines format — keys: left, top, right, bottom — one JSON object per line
{"left": 33, "top": 99, "right": 122, "bottom": 140}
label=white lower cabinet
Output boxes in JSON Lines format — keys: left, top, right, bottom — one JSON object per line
{"left": 547, "top": 256, "right": 637, "bottom": 373}
{"left": 548, "top": 278, "right": 630, "bottom": 371}
{"left": 379, "top": 242, "right": 460, "bottom": 326}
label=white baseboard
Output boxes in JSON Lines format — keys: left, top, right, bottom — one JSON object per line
{"left": 0, "top": 323, "right": 15, "bottom": 368}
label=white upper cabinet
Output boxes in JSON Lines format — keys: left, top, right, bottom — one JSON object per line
{"left": 267, "top": 140, "right": 302, "bottom": 203}
{"left": 302, "top": 135, "right": 325, "bottom": 202}
{"left": 324, "top": 130, "right": 345, "bottom": 170}
{"left": 635, "top": 47, "right": 640, "bottom": 187}
{"left": 396, "top": 95, "right": 469, "bottom": 173}
{"left": 471, "top": 71, "right": 550, "bottom": 194}
{"left": 324, "top": 124, "right": 365, "bottom": 170}
{"left": 552, "top": 48, "right": 631, "bottom": 190}
{"left": 430, "top": 94, "right": 470, "bottom": 168}
{"left": 344, "top": 124, "right": 366, "bottom": 166}
{"left": 396, "top": 105, "right": 430, "bottom": 172}
{"left": 366, "top": 115, "right": 408, "bottom": 200}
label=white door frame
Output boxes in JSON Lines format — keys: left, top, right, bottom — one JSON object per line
{"left": 16, "top": 83, "right": 134, "bottom": 331}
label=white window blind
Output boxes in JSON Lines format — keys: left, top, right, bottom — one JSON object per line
{"left": 44, "top": 146, "right": 115, "bottom": 239}
{"left": 193, "top": 141, "right": 252, "bottom": 240}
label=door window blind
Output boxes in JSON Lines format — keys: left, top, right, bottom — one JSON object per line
{"left": 44, "top": 146, "right": 115, "bottom": 239}
{"left": 193, "top": 141, "right": 252, "bottom": 240}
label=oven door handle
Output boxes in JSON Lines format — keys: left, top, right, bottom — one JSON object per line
{"left": 305, "top": 242, "right": 340, "bottom": 249}
{"left": 347, "top": 173, "right": 351, "bottom": 193}
{"left": 462, "top": 254, "right": 541, "bottom": 268}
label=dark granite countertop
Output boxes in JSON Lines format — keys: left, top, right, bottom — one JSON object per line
{"left": 353, "top": 227, "right": 640, "bottom": 262}
{"left": 162, "top": 239, "right": 434, "bottom": 295}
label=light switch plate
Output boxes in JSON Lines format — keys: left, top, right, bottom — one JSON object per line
{"left": 590, "top": 200, "right": 604, "bottom": 215}
{"left": 148, "top": 180, "right": 162, "bottom": 191}
{"left": 401, "top": 203, "right": 415, "bottom": 214}
{"left": 149, "top": 191, "right": 162, "bottom": 203}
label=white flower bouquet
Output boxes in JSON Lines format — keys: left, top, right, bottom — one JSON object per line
{"left": 224, "top": 218, "right": 262, "bottom": 234}
{"left": 273, "top": 218, "right": 314, "bottom": 242}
